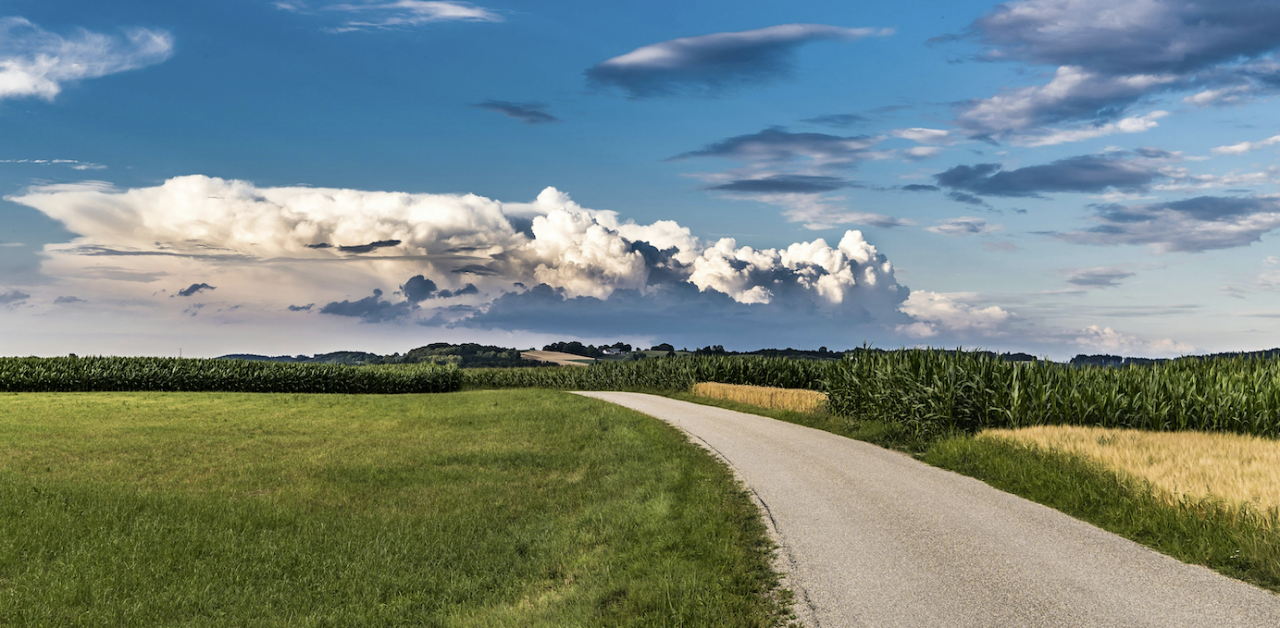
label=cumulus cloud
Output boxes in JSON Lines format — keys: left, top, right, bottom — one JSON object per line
{"left": 1057, "top": 196, "right": 1280, "bottom": 252}
{"left": 472, "top": 100, "right": 559, "bottom": 125}
{"left": 895, "top": 291, "right": 1010, "bottom": 338}
{"left": 1212, "top": 134, "right": 1280, "bottom": 155}
{"left": 1061, "top": 266, "right": 1135, "bottom": 288}
{"left": 925, "top": 217, "right": 1001, "bottom": 236}
{"left": 7, "top": 176, "right": 926, "bottom": 345}
{"left": 1075, "top": 325, "right": 1194, "bottom": 356}
{"left": 951, "top": 0, "right": 1280, "bottom": 140}
{"left": 0, "top": 17, "right": 173, "bottom": 102}
{"left": 586, "top": 24, "right": 892, "bottom": 98}
{"left": 53, "top": 295, "right": 86, "bottom": 304}
{"left": 934, "top": 153, "right": 1163, "bottom": 198}
{"left": 319, "top": 1, "right": 501, "bottom": 31}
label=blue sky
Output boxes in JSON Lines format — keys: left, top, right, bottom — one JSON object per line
{"left": 2, "top": 0, "right": 1280, "bottom": 358}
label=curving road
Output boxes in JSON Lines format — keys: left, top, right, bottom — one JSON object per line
{"left": 574, "top": 392, "right": 1280, "bottom": 628}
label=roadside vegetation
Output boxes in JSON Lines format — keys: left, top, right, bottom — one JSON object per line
{"left": 982, "top": 425, "right": 1280, "bottom": 520}
{"left": 0, "top": 390, "right": 787, "bottom": 627}
{"left": 685, "top": 384, "right": 1280, "bottom": 593}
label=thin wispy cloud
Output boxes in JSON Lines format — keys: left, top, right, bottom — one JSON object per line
{"left": 925, "top": 217, "right": 1002, "bottom": 236}
{"left": 586, "top": 24, "right": 893, "bottom": 98}
{"left": 0, "top": 158, "right": 105, "bottom": 170}
{"left": 1061, "top": 266, "right": 1136, "bottom": 288}
{"left": 283, "top": 1, "right": 502, "bottom": 32}
{"left": 672, "top": 128, "right": 884, "bottom": 170}
{"left": 472, "top": 101, "right": 560, "bottom": 124}
{"left": 0, "top": 17, "right": 173, "bottom": 102}
{"left": 1057, "top": 196, "right": 1280, "bottom": 252}
{"left": 934, "top": 153, "right": 1164, "bottom": 199}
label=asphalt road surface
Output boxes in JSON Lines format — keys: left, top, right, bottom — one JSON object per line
{"left": 574, "top": 391, "right": 1280, "bottom": 628}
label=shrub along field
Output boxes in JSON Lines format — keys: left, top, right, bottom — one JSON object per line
{"left": 0, "top": 390, "right": 786, "bottom": 627}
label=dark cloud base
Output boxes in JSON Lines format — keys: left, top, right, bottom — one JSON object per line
{"left": 462, "top": 283, "right": 910, "bottom": 348}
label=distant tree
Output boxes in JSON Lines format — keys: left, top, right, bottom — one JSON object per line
{"left": 650, "top": 343, "right": 674, "bottom": 352}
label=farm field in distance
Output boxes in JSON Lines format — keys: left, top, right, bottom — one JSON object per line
{"left": 0, "top": 390, "right": 785, "bottom": 627}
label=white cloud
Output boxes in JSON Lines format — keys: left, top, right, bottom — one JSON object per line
{"left": 1016, "top": 110, "right": 1169, "bottom": 147}
{"left": 1183, "top": 85, "right": 1253, "bottom": 107}
{"left": 1211, "top": 135, "right": 1280, "bottom": 155}
{"left": 1266, "top": 256, "right": 1279, "bottom": 265}
{"left": 896, "top": 291, "right": 1010, "bottom": 337}
{"left": 306, "top": 1, "right": 502, "bottom": 31}
{"left": 903, "top": 146, "right": 944, "bottom": 160}
{"left": 1074, "top": 325, "right": 1193, "bottom": 356}
{"left": 892, "top": 127, "right": 950, "bottom": 143}
{"left": 0, "top": 158, "right": 105, "bottom": 170}
{"left": 7, "top": 175, "right": 906, "bottom": 326}
{"left": 925, "top": 217, "right": 1001, "bottom": 236}
{"left": 0, "top": 17, "right": 173, "bottom": 102}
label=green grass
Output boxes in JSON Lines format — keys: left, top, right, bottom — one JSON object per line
{"left": 924, "top": 437, "right": 1280, "bottom": 593}
{"left": 669, "top": 390, "right": 1280, "bottom": 594}
{"left": 0, "top": 390, "right": 787, "bottom": 627}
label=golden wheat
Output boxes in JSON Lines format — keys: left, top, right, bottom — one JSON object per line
{"left": 692, "top": 382, "right": 827, "bottom": 413}
{"left": 982, "top": 425, "right": 1280, "bottom": 519}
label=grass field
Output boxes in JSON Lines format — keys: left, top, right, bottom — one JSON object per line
{"left": 0, "top": 390, "right": 787, "bottom": 627}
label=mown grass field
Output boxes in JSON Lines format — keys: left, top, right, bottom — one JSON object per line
{"left": 0, "top": 390, "right": 787, "bottom": 627}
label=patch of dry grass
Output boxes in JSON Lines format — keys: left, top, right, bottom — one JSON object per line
{"left": 692, "top": 382, "right": 827, "bottom": 413}
{"left": 982, "top": 425, "right": 1280, "bottom": 520}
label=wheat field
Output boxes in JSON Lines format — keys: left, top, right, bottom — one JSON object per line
{"left": 982, "top": 425, "right": 1280, "bottom": 520}
{"left": 692, "top": 382, "right": 828, "bottom": 413}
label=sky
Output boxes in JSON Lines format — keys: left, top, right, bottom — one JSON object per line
{"left": 2, "top": 0, "right": 1280, "bottom": 359}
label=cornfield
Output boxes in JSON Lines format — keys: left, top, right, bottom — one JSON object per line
{"left": 826, "top": 349, "right": 1280, "bottom": 438}
{"left": 0, "top": 356, "right": 462, "bottom": 394}
{"left": 461, "top": 355, "right": 831, "bottom": 391}
{"left": 7, "top": 352, "right": 1280, "bottom": 439}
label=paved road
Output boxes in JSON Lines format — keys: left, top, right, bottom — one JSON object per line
{"left": 575, "top": 392, "right": 1280, "bottom": 628}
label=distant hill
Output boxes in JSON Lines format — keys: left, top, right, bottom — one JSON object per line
{"left": 220, "top": 343, "right": 549, "bottom": 369}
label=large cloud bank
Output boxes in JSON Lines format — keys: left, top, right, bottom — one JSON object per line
{"left": 952, "top": 0, "right": 1280, "bottom": 143}
{"left": 6, "top": 176, "right": 1007, "bottom": 346}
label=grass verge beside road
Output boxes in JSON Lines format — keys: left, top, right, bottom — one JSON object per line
{"left": 677, "top": 388, "right": 1280, "bottom": 593}
{"left": 0, "top": 390, "right": 788, "bottom": 627}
